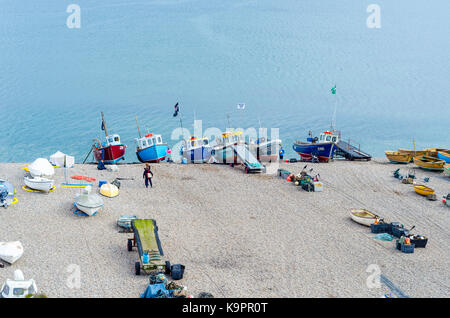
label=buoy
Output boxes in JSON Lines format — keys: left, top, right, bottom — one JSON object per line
{"left": 286, "top": 177, "right": 291, "bottom": 182}
{"left": 285, "top": 159, "right": 289, "bottom": 163}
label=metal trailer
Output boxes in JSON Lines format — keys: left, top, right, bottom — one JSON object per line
{"left": 127, "top": 219, "right": 170, "bottom": 276}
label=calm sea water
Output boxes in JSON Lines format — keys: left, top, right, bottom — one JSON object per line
{"left": 1, "top": 0, "right": 449, "bottom": 162}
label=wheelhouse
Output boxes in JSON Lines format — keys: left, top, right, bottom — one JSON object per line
{"left": 183, "top": 136, "right": 209, "bottom": 150}
{"left": 221, "top": 131, "right": 243, "bottom": 144}
{"left": 319, "top": 131, "right": 339, "bottom": 143}
{"left": 106, "top": 134, "right": 122, "bottom": 146}
{"left": 135, "top": 133, "right": 164, "bottom": 150}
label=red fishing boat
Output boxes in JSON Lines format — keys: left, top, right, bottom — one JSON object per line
{"left": 92, "top": 112, "right": 126, "bottom": 164}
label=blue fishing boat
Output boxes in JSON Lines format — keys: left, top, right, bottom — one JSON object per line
{"left": 180, "top": 136, "right": 212, "bottom": 163}
{"left": 293, "top": 131, "right": 338, "bottom": 162}
{"left": 437, "top": 150, "right": 450, "bottom": 163}
{"left": 135, "top": 133, "right": 168, "bottom": 163}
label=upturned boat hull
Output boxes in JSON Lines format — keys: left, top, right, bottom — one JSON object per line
{"left": 0, "top": 241, "right": 24, "bottom": 264}
{"left": 136, "top": 144, "right": 168, "bottom": 163}
{"left": 414, "top": 185, "right": 435, "bottom": 196}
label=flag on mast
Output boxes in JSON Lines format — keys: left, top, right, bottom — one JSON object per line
{"left": 173, "top": 102, "right": 179, "bottom": 117}
{"left": 331, "top": 85, "right": 336, "bottom": 95}
{"left": 237, "top": 103, "right": 245, "bottom": 110}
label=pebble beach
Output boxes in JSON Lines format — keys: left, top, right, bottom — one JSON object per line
{"left": 0, "top": 159, "right": 449, "bottom": 298}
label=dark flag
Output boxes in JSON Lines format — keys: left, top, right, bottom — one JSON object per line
{"left": 173, "top": 102, "right": 179, "bottom": 117}
{"left": 101, "top": 121, "right": 105, "bottom": 130}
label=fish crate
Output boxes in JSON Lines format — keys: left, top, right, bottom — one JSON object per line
{"left": 408, "top": 236, "right": 428, "bottom": 248}
{"left": 370, "top": 223, "right": 389, "bottom": 234}
{"left": 391, "top": 225, "right": 409, "bottom": 238}
{"left": 400, "top": 243, "right": 415, "bottom": 254}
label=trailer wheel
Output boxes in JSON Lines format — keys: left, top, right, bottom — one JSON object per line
{"left": 165, "top": 261, "right": 171, "bottom": 275}
{"left": 127, "top": 239, "right": 133, "bottom": 251}
{"left": 135, "top": 262, "right": 141, "bottom": 275}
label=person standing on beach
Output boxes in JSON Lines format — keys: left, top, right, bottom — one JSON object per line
{"left": 143, "top": 163, "right": 154, "bottom": 188}
{"left": 279, "top": 147, "right": 285, "bottom": 160}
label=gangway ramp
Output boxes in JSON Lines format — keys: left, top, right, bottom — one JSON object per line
{"left": 231, "top": 144, "right": 265, "bottom": 173}
{"left": 335, "top": 140, "right": 371, "bottom": 161}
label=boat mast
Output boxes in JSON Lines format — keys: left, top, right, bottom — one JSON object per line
{"left": 136, "top": 116, "right": 142, "bottom": 138}
{"left": 101, "top": 112, "right": 108, "bottom": 137}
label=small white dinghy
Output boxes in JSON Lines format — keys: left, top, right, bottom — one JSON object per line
{"left": 74, "top": 186, "right": 104, "bottom": 216}
{"left": 24, "top": 175, "right": 54, "bottom": 192}
{"left": 1, "top": 269, "right": 37, "bottom": 298}
{"left": 350, "top": 209, "right": 380, "bottom": 227}
{"left": 0, "top": 241, "right": 24, "bottom": 264}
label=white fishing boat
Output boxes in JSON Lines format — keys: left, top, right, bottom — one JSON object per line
{"left": 350, "top": 209, "right": 380, "bottom": 226}
{"left": 74, "top": 186, "right": 104, "bottom": 216}
{"left": 248, "top": 137, "right": 282, "bottom": 162}
{"left": 212, "top": 131, "right": 246, "bottom": 164}
{"left": 0, "top": 241, "right": 24, "bottom": 264}
{"left": 24, "top": 175, "right": 54, "bottom": 192}
{"left": 0, "top": 270, "right": 37, "bottom": 298}
{"left": 181, "top": 136, "right": 212, "bottom": 163}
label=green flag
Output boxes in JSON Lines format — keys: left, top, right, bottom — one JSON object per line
{"left": 331, "top": 85, "right": 336, "bottom": 95}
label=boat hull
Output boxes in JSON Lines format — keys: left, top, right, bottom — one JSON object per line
{"left": 136, "top": 144, "right": 168, "bottom": 163}
{"left": 384, "top": 151, "right": 412, "bottom": 164}
{"left": 350, "top": 210, "right": 378, "bottom": 226}
{"left": 24, "top": 177, "right": 54, "bottom": 192}
{"left": 414, "top": 185, "right": 435, "bottom": 196}
{"left": 94, "top": 144, "right": 126, "bottom": 164}
{"left": 249, "top": 140, "right": 281, "bottom": 162}
{"left": 293, "top": 142, "right": 336, "bottom": 162}
{"left": 0, "top": 179, "right": 15, "bottom": 207}
{"left": 212, "top": 144, "right": 243, "bottom": 164}
{"left": 75, "top": 203, "right": 102, "bottom": 216}
{"left": 182, "top": 146, "right": 212, "bottom": 163}
{"left": 437, "top": 151, "right": 450, "bottom": 163}
{"left": 444, "top": 164, "right": 450, "bottom": 176}
{"left": 413, "top": 156, "right": 445, "bottom": 171}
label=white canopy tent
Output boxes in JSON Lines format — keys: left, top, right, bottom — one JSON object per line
{"left": 49, "top": 151, "right": 75, "bottom": 168}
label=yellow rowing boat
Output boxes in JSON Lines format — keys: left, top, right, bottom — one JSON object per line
{"left": 413, "top": 156, "right": 445, "bottom": 171}
{"left": 424, "top": 148, "right": 448, "bottom": 158}
{"left": 444, "top": 164, "right": 450, "bottom": 176}
{"left": 413, "top": 184, "right": 435, "bottom": 196}
{"left": 384, "top": 151, "right": 413, "bottom": 164}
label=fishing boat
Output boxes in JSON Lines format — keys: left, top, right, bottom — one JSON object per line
{"left": 424, "top": 148, "right": 448, "bottom": 158}
{"left": 134, "top": 117, "right": 168, "bottom": 163}
{"left": 413, "top": 156, "right": 445, "bottom": 171}
{"left": 180, "top": 136, "right": 212, "bottom": 163}
{"left": 437, "top": 150, "right": 450, "bottom": 163}
{"left": 248, "top": 137, "right": 282, "bottom": 162}
{"left": 397, "top": 149, "right": 426, "bottom": 162}
{"left": 212, "top": 131, "right": 265, "bottom": 172}
{"left": 74, "top": 186, "right": 104, "bottom": 216}
{"left": 0, "top": 241, "right": 23, "bottom": 264}
{"left": 350, "top": 209, "right": 380, "bottom": 226}
{"left": 445, "top": 164, "right": 450, "bottom": 176}
{"left": 413, "top": 184, "right": 435, "bottom": 197}
{"left": 293, "top": 131, "right": 338, "bottom": 162}
{"left": 92, "top": 112, "right": 126, "bottom": 164}
{"left": 0, "top": 179, "right": 15, "bottom": 208}
{"left": 384, "top": 151, "right": 413, "bottom": 164}
{"left": 23, "top": 176, "right": 54, "bottom": 192}
{"left": 0, "top": 270, "right": 37, "bottom": 298}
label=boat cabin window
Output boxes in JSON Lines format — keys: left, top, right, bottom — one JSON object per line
{"left": 13, "top": 288, "right": 25, "bottom": 296}
{"left": 326, "top": 135, "right": 331, "bottom": 141}
{"left": 320, "top": 135, "right": 324, "bottom": 141}
{"left": 156, "top": 136, "right": 162, "bottom": 144}
{"left": 332, "top": 136, "right": 337, "bottom": 142}
{"left": 28, "top": 285, "right": 35, "bottom": 295}
{"left": 2, "top": 285, "right": 9, "bottom": 295}
{"left": 108, "top": 137, "right": 114, "bottom": 144}
{"left": 114, "top": 136, "right": 120, "bottom": 142}
{"left": 147, "top": 138, "right": 154, "bottom": 147}
{"left": 203, "top": 139, "right": 209, "bottom": 146}
{"left": 191, "top": 140, "right": 196, "bottom": 147}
